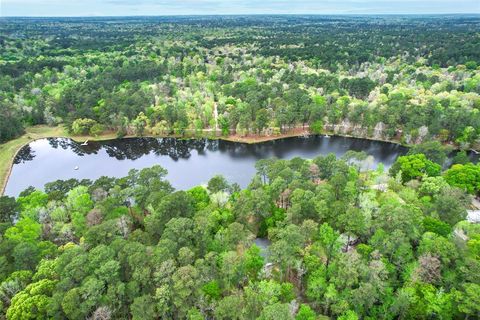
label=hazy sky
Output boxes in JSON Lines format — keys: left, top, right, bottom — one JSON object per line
{"left": 1, "top": 0, "right": 479, "bottom": 16}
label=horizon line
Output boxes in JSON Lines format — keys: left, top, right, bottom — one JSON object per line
{"left": 2, "top": 13, "right": 480, "bottom": 18}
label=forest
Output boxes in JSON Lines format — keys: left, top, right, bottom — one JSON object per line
{"left": 1, "top": 15, "right": 480, "bottom": 320}
{"left": 0, "top": 16, "right": 480, "bottom": 149}
{"left": 0, "top": 149, "right": 479, "bottom": 319}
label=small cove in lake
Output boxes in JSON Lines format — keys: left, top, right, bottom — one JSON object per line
{"left": 3, "top": 134, "right": 456, "bottom": 197}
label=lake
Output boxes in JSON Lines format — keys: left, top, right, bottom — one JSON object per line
{"left": 5, "top": 135, "right": 411, "bottom": 196}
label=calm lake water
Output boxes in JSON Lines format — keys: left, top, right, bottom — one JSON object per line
{"left": 5, "top": 135, "right": 412, "bottom": 196}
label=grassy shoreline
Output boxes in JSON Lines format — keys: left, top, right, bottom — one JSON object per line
{"left": 0, "top": 125, "right": 476, "bottom": 196}
{"left": 0, "top": 126, "right": 120, "bottom": 196}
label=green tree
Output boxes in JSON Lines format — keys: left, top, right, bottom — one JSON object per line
{"left": 408, "top": 141, "right": 450, "bottom": 165}
{"left": 172, "top": 265, "right": 199, "bottom": 317}
{"left": 71, "top": 118, "right": 98, "bottom": 135}
{"left": 0, "top": 196, "right": 18, "bottom": 224}
{"left": 422, "top": 217, "right": 452, "bottom": 237}
{"left": 244, "top": 244, "right": 265, "bottom": 280}
{"left": 207, "top": 175, "right": 230, "bottom": 194}
{"left": 433, "top": 187, "right": 468, "bottom": 226}
{"left": 452, "top": 150, "right": 469, "bottom": 165}
{"left": 202, "top": 280, "right": 221, "bottom": 300}
{"left": 296, "top": 304, "right": 317, "bottom": 320}
{"left": 131, "top": 295, "right": 156, "bottom": 320}
{"left": 444, "top": 163, "right": 480, "bottom": 195}
{"left": 132, "top": 112, "right": 149, "bottom": 136}
{"left": 456, "top": 283, "right": 480, "bottom": 317}
{"left": 310, "top": 120, "right": 323, "bottom": 134}
{"left": 7, "top": 279, "right": 56, "bottom": 320}
{"left": 390, "top": 154, "right": 441, "bottom": 183}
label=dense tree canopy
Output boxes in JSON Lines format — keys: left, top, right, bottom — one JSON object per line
{"left": 0, "top": 16, "right": 479, "bottom": 150}
{"left": 1, "top": 14, "right": 479, "bottom": 320}
{"left": 0, "top": 154, "right": 478, "bottom": 319}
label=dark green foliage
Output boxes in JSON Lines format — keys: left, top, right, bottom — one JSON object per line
{"left": 44, "top": 178, "right": 92, "bottom": 201}
{"left": 452, "top": 150, "right": 470, "bottom": 165}
{"left": 433, "top": 188, "right": 469, "bottom": 226}
{"left": 422, "top": 217, "right": 452, "bottom": 237}
{"left": 0, "top": 196, "right": 18, "bottom": 223}
{"left": 340, "top": 77, "right": 377, "bottom": 99}
{"left": 207, "top": 175, "right": 230, "bottom": 194}
{"left": 0, "top": 102, "right": 23, "bottom": 143}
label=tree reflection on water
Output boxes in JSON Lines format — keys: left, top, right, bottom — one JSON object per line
{"left": 43, "top": 137, "right": 215, "bottom": 161}
{"left": 13, "top": 145, "right": 35, "bottom": 164}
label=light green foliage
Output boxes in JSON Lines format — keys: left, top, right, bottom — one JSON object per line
{"left": 131, "top": 295, "right": 156, "bottom": 320}
{"left": 7, "top": 279, "right": 56, "bottom": 320}
{"left": 418, "top": 232, "right": 457, "bottom": 265}
{"left": 66, "top": 186, "right": 93, "bottom": 214}
{"left": 258, "top": 302, "right": 293, "bottom": 320}
{"left": 187, "top": 186, "right": 210, "bottom": 210}
{"left": 456, "top": 283, "right": 480, "bottom": 315}
{"left": 390, "top": 154, "right": 441, "bottom": 183}
{"left": 4, "top": 218, "right": 56, "bottom": 271}
{"left": 444, "top": 163, "right": 480, "bottom": 195}
{"left": 456, "top": 126, "right": 477, "bottom": 146}
{"left": 89, "top": 123, "right": 104, "bottom": 136}
{"left": 5, "top": 218, "right": 41, "bottom": 243}
{"left": 214, "top": 294, "right": 244, "bottom": 319}
{"left": 65, "top": 186, "right": 94, "bottom": 236}
{"left": 394, "top": 283, "right": 455, "bottom": 319}
{"left": 16, "top": 191, "right": 48, "bottom": 220}
{"left": 172, "top": 265, "right": 200, "bottom": 317}
{"left": 296, "top": 304, "right": 317, "bottom": 320}
{"left": 419, "top": 176, "right": 448, "bottom": 197}
{"left": 244, "top": 280, "right": 292, "bottom": 318}
{"left": 338, "top": 310, "right": 359, "bottom": 320}
{"left": 132, "top": 112, "right": 149, "bottom": 136}
{"left": 244, "top": 244, "right": 265, "bottom": 279}
{"left": 310, "top": 120, "right": 323, "bottom": 134}
{"left": 202, "top": 280, "right": 221, "bottom": 300}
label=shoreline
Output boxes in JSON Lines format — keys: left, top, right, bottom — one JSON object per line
{"left": 0, "top": 125, "right": 476, "bottom": 196}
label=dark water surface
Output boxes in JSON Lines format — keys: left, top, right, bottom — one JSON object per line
{"left": 5, "top": 135, "right": 410, "bottom": 196}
